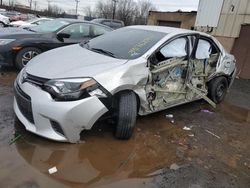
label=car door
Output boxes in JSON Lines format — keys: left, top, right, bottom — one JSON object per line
{"left": 57, "top": 23, "right": 91, "bottom": 45}
{"left": 145, "top": 35, "right": 193, "bottom": 112}
{"left": 186, "top": 36, "right": 221, "bottom": 104}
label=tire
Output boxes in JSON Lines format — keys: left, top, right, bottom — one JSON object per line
{"left": 0, "top": 22, "right": 4, "bottom": 28}
{"left": 208, "top": 76, "right": 228, "bottom": 104}
{"left": 115, "top": 91, "right": 137, "bottom": 139}
{"left": 15, "top": 47, "right": 42, "bottom": 70}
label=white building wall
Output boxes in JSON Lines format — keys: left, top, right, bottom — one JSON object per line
{"left": 195, "top": 0, "right": 224, "bottom": 27}
{"left": 213, "top": 0, "right": 250, "bottom": 37}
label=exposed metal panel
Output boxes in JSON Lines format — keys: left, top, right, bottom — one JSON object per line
{"left": 195, "top": 0, "right": 224, "bottom": 27}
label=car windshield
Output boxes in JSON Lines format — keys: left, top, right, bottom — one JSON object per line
{"left": 31, "top": 20, "right": 69, "bottom": 33}
{"left": 82, "top": 28, "right": 166, "bottom": 60}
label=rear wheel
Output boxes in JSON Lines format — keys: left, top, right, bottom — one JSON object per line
{"left": 208, "top": 77, "right": 228, "bottom": 104}
{"left": 15, "top": 47, "right": 42, "bottom": 70}
{"left": 115, "top": 91, "right": 137, "bottom": 139}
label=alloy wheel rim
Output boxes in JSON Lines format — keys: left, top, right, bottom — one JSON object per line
{"left": 21, "top": 51, "right": 39, "bottom": 66}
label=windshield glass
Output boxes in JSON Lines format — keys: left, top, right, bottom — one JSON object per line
{"left": 26, "top": 18, "right": 40, "bottom": 24}
{"left": 32, "top": 20, "right": 69, "bottom": 33}
{"left": 83, "top": 28, "right": 166, "bottom": 60}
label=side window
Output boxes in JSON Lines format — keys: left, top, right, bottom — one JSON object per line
{"left": 92, "top": 25, "right": 111, "bottom": 37}
{"left": 60, "top": 24, "right": 90, "bottom": 39}
{"left": 111, "top": 21, "right": 123, "bottom": 29}
{"left": 102, "top": 21, "right": 111, "bottom": 27}
{"left": 160, "top": 38, "right": 187, "bottom": 58}
{"left": 196, "top": 39, "right": 211, "bottom": 59}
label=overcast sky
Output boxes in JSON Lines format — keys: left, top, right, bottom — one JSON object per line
{"left": 2, "top": 0, "right": 199, "bottom": 15}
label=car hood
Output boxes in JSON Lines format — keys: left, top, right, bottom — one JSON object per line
{"left": 26, "top": 44, "right": 128, "bottom": 79}
{"left": 0, "top": 27, "right": 41, "bottom": 38}
{"left": 10, "top": 20, "right": 25, "bottom": 25}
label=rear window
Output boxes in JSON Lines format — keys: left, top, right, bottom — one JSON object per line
{"left": 85, "top": 28, "right": 166, "bottom": 60}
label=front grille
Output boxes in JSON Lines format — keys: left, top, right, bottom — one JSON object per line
{"left": 14, "top": 83, "right": 34, "bottom": 124}
{"left": 25, "top": 73, "right": 49, "bottom": 87}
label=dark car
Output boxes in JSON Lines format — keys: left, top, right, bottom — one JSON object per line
{"left": 0, "top": 18, "right": 113, "bottom": 70}
{"left": 91, "top": 19, "right": 124, "bottom": 29}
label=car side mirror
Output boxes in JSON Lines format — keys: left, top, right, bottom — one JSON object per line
{"left": 57, "top": 33, "right": 71, "bottom": 42}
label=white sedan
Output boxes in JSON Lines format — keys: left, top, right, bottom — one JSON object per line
{"left": 14, "top": 26, "right": 236, "bottom": 143}
{"left": 9, "top": 17, "right": 53, "bottom": 28}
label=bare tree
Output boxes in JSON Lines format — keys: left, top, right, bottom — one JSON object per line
{"left": 83, "top": 6, "right": 95, "bottom": 18}
{"left": 134, "top": 0, "right": 156, "bottom": 24}
{"left": 95, "top": 0, "right": 156, "bottom": 25}
{"left": 95, "top": 0, "right": 113, "bottom": 19}
{"left": 116, "top": 0, "right": 136, "bottom": 25}
{"left": 45, "top": 4, "right": 64, "bottom": 17}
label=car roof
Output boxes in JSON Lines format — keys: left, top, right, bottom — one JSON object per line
{"left": 127, "top": 25, "right": 202, "bottom": 36}
{"left": 92, "top": 18, "right": 124, "bottom": 23}
{"left": 55, "top": 18, "right": 113, "bottom": 30}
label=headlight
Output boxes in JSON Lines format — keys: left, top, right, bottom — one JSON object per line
{"left": 44, "top": 78, "right": 107, "bottom": 101}
{"left": 0, "top": 39, "right": 15, "bottom": 45}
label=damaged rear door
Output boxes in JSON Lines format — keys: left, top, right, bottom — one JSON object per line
{"left": 145, "top": 34, "right": 194, "bottom": 112}
{"left": 186, "top": 35, "right": 222, "bottom": 108}
{"left": 144, "top": 33, "right": 220, "bottom": 113}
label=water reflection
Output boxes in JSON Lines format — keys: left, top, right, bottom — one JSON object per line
{"left": 15, "top": 112, "right": 183, "bottom": 187}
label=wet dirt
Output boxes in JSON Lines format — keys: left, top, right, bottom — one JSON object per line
{"left": 0, "top": 67, "right": 250, "bottom": 188}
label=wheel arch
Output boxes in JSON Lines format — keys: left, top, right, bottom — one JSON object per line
{"left": 113, "top": 89, "right": 141, "bottom": 113}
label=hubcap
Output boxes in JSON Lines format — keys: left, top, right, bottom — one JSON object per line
{"left": 21, "top": 51, "right": 39, "bottom": 66}
{"left": 0, "top": 23, "right": 4, "bottom": 28}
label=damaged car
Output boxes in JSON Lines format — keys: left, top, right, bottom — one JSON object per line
{"left": 14, "top": 26, "right": 236, "bottom": 143}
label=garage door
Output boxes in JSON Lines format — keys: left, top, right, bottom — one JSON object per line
{"left": 231, "top": 24, "right": 250, "bottom": 79}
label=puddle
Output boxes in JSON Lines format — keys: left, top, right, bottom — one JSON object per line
{"left": 12, "top": 112, "right": 186, "bottom": 187}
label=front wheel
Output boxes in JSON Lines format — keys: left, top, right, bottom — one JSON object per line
{"left": 15, "top": 47, "right": 42, "bottom": 70}
{"left": 208, "top": 77, "right": 228, "bottom": 104}
{"left": 0, "top": 22, "right": 5, "bottom": 28}
{"left": 115, "top": 91, "right": 137, "bottom": 139}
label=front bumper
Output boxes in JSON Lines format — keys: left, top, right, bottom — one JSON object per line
{"left": 13, "top": 81, "right": 108, "bottom": 143}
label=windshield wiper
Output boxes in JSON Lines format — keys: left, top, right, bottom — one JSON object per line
{"left": 79, "top": 40, "right": 89, "bottom": 49}
{"left": 90, "top": 48, "right": 117, "bottom": 58}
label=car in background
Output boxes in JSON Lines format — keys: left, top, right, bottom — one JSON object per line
{"left": 91, "top": 18, "right": 124, "bottom": 29}
{"left": 9, "top": 18, "right": 53, "bottom": 28}
{"left": 14, "top": 26, "right": 236, "bottom": 143}
{"left": 0, "top": 18, "right": 113, "bottom": 70}
{"left": 0, "top": 13, "right": 10, "bottom": 27}
{"left": 3, "top": 11, "right": 21, "bottom": 22}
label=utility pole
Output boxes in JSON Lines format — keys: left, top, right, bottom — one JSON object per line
{"left": 28, "top": 0, "right": 33, "bottom": 10}
{"left": 112, "top": 0, "right": 118, "bottom": 20}
{"left": 0, "top": 0, "right": 2, "bottom": 6}
{"left": 75, "top": 0, "right": 80, "bottom": 16}
{"left": 47, "top": 0, "right": 51, "bottom": 16}
{"left": 34, "top": 1, "right": 37, "bottom": 11}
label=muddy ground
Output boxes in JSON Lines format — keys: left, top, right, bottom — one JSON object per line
{"left": 0, "top": 66, "right": 250, "bottom": 188}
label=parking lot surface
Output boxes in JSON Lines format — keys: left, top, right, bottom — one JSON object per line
{"left": 0, "top": 67, "right": 250, "bottom": 188}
